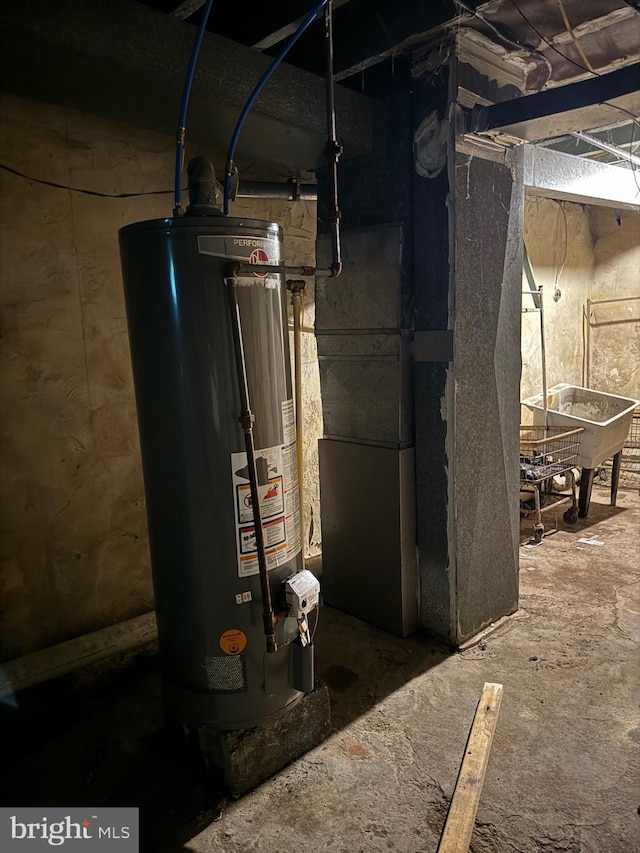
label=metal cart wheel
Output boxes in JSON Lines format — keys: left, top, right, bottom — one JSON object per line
{"left": 532, "top": 488, "right": 544, "bottom": 541}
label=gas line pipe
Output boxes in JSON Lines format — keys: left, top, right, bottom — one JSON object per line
{"left": 227, "top": 275, "right": 278, "bottom": 653}
{"left": 287, "top": 280, "right": 307, "bottom": 569}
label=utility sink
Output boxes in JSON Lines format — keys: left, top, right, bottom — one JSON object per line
{"left": 522, "top": 383, "right": 639, "bottom": 469}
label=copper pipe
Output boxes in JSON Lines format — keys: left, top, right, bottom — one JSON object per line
{"left": 288, "top": 280, "right": 306, "bottom": 568}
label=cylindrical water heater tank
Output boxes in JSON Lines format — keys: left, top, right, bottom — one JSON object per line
{"left": 119, "top": 216, "right": 309, "bottom": 730}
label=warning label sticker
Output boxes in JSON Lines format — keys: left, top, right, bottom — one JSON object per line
{"left": 220, "top": 629, "right": 247, "bottom": 655}
{"left": 231, "top": 409, "right": 301, "bottom": 578}
{"left": 236, "top": 476, "right": 283, "bottom": 524}
{"left": 239, "top": 516, "right": 286, "bottom": 555}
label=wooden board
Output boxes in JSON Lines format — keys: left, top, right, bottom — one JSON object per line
{"left": 437, "top": 682, "right": 504, "bottom": 853}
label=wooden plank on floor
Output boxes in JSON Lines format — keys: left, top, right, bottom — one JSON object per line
{"left": 437, "top": 681, "right": 504, "bottom": 853}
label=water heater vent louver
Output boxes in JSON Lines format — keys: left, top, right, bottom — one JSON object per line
{"left": 200, "top": 655, "right": 248, "bottom": 693}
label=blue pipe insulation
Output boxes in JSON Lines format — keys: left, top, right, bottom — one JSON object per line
{"left": 223, "top": 0, "right": 329, "bottom": 215}
{"left": 174, "top": 0, "right": 215, "bottom": 215}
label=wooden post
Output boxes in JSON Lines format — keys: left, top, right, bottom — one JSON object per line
{"left": 437, "top": 682, "right": 504, "bottom": 853}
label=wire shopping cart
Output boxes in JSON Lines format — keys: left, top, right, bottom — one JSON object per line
{"left": 520, "top": 425, "right": 584, "bottom": 542}
{"left": 601, "top": 409, "right": 640, "bottom": 490}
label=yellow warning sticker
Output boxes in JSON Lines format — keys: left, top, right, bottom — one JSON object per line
{"left": 220, "top": 629, "right": 247, "bottom": 656}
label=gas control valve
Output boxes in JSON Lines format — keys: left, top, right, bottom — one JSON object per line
{"left": 285, "top": 570, "right": 320, "bottom": 618}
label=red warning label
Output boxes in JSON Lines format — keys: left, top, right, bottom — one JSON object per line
{"left": 249, "top": 247, "right": 269, "bottom": 277}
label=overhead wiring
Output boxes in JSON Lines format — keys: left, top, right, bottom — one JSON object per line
{"left": 626, "top": 116, "right": 640, "bottom": 194}
{"left": 504, "top": 0, "right": 640, "bottom": 129}
{"left": 556, "top": 0, "right": 596, "bottom": 75}
{"left": 0, "top": 162, "right": 181, "bottom": 198}
{"left": 553, "top": 202, "right": 568, "bottom": 301}
{"left": 505, "top": 0, "right": 618, "bottom": 82}
{"left": 454, "top": 0, "right": 552, "bottom": 83}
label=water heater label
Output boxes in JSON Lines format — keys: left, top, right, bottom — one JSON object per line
{"left": 231, "top": 414, "right": 301, "bottom": 577}
{"left": 239, "top": 517, "right": 286, "bottom": 555}
{"left": 281, "top": 398, "right": 302, "bottom": 559}
{"left": 198, "top": 234, "right": 281, "bottom": 265}
{"left": 236, "top": 476, "right": 284, "bottom": 524}
{"left": 281, "top": 399, "right": 295, "bottom": 445}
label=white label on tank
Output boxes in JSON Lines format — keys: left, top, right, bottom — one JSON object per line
{"left": 281, "top": 398, "right": 302, "bottom": 558}
{"left": 282, "top": 440, "right": 301, "bottom": 558}
{"left": 282, "top": 399, "right": 295, "bottom": 445}
{"left": 231, "top": 437, "right": 301, "bottom": 578}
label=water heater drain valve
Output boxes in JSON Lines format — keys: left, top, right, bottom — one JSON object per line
{"left": 285, "top": 570, "right": 320, "bottom": 618}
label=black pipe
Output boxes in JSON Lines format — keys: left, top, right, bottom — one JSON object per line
{"left": 227, "top": 262, "right": 336, "bottom": 278}
{"left": 186, "top": 156, "right": 222, "bottom": 216}
{"left": 226, "top": 276, "right": 277, "bottom": 654}
{"left": 323, "top": 1, "right": 342, "bottom": 277}
{"left": 237, "top": 179, "right": 317, "bottom": 201}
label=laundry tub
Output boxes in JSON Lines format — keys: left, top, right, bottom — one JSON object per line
{"left": 522, "top": 383, "right": 639, "bottom": 469}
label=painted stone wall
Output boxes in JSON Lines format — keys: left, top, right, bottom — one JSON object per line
{"left": 0, "top": 92, "right": 320, "bottom": 659}
{"left": 521, "top": 197, "right": 640, "bottom": 414}
{"left": 521, "top": 196, "right": 594, "bottom": 407}
{"left": 588, "top": 206, "right": 640, "bottom": 399}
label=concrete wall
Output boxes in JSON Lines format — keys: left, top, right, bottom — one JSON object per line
{"left": 521, "top": 197, "right": 640, "bottom": 408}
{"left": 0, "top": 92, "right": 320, "bottom": 660}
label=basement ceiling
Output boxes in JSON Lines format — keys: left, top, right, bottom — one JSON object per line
{"left": 450, "top": 0, "right": 640, "bottom": 92}
{"left": 136, "top": 0, "right": 640, "bottom": 92}
{"left": 1, "top": 0, "right": 638, "bottom": 168}
{"left": 134, "top": 0, "right": 640, "bottom": 159}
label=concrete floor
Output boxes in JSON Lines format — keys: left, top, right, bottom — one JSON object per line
{"left": 2, "top": 485, "right": 638, "bottom": 852}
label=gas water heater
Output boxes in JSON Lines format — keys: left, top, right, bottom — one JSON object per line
{"left": 119, "top": 175, "right": 318, "bottom": 731}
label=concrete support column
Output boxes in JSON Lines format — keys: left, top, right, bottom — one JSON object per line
{"left": 414, "top": 63, "right": 522, "bottom": 644}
